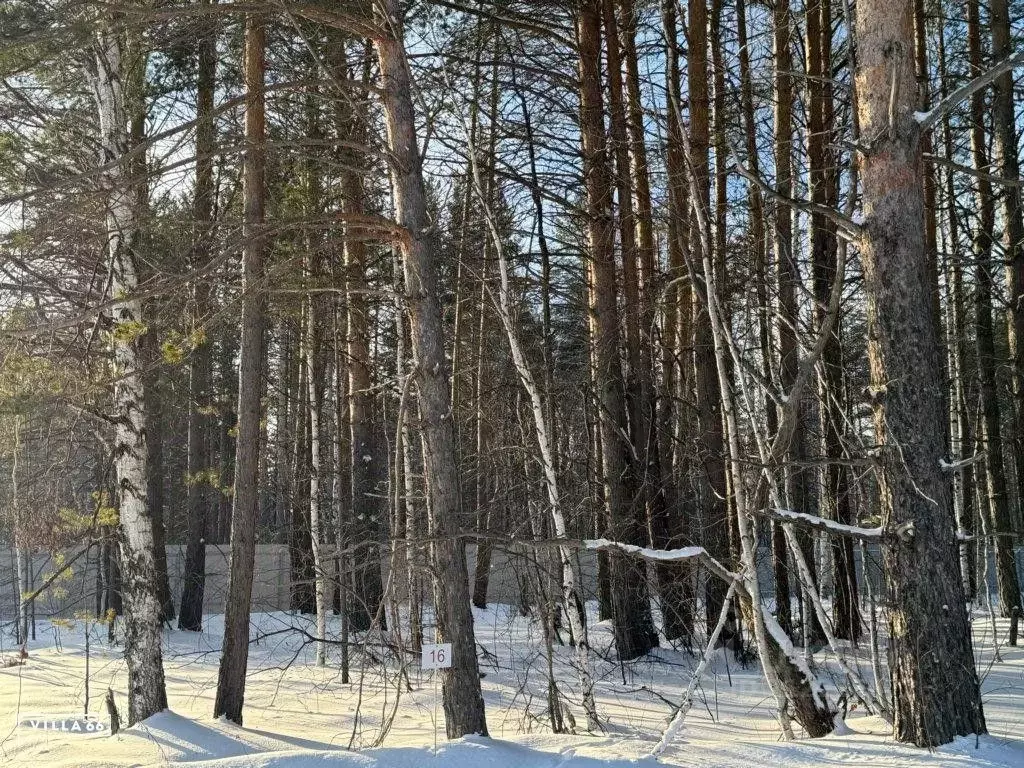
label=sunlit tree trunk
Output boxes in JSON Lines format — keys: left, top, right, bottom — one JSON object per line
{"left": 579, "top": 0, "right": 657, "bottom": 660}
{"left": 658, "top": 0, "right": 696, "bottom": 642}
{"left": 687, "top": 0, "right": 731, "bottom": 645}
{"left": 92, "top": 16, "right": 167, "bottom": 725}
{"left": 855, "top": 0, "right": 985, "bottom": 745}
{"left": 990, "top": 0, "right": 1024, "bottom": 539}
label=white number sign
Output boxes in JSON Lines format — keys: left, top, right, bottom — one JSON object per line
{"left": 421, "top": 642, "right": 452, "bottom": 669}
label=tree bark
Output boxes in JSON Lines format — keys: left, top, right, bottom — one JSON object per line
{"left": 374, "top": 0, "right": 488, "bottom": 737}
{"left": 289, "top": 322, "right": 316, "bottom": 614}
{"left": 855, "top": 0, "right": 986, "bottom": 745}
{"left": 213, "top": 12, "right": 266, "bottom": 725}
{"left": 658, "top": 0, "right": 697, "bottom": 643}
{"left": 144, "top": 364, "right": 174, "bottom": 625}
{"left": 92, "top": 19, "right": 167, "bottom": 725}
{"left": 472, "top": 40, "right": 500, "bottom": 610}
{"left": 178, "top": 0, "right": 216, "bottom": 633}
{"left": 578, "top": 0, "right": 657, "bottom": 660}
{"left": 990, "top": 0, "right": 1024, "bottom": 554}
{"left": 609, "top": 0, "right": 690, "bottom": 644}
{"left": 967, "top": 0, "right": 1021, "bottom": 619}
{"left": 937, "top": 21, "right": 977, "bottom": 599}
{"left": 686, "top": 0, "right": 731, "bottom": 645}
{"left": 344, "top": 137, "right": 386, "bottom": 634}
{"left": 807, "top": 0, "right": 860, "bottom": 642}
{"left": 774, "top": 0, "right": 824, "bottom": 647}
{"left": 305, "top": 89, "right": 330, "bottom": 664}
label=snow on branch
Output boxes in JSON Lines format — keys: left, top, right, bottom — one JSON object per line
{"left": 940, "top": 453, "right": 985, "bottom": 472}
{"left": 758, "top": 508, "right": 883, "bottom": 541}
{"left": 583, "top": 539, "right": 739, "bottom": 583}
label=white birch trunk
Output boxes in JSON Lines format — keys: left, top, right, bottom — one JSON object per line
{"left": 306, "top": 327, "right": 328, "bottom": 667}
{"left": 92, "top": 24, "right": 167, "bottom": 725}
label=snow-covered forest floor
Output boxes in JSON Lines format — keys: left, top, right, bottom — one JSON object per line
{"left": 2, "top": 605, "right": 1024, "bottom": 767}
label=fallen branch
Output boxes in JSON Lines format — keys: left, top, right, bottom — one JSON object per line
{"left": 649, "top": 578, "right": 741, "bottom": 758}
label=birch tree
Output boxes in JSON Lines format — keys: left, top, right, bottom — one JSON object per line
{"left": 91, "top": 13, "right": 167, "bottom": 726}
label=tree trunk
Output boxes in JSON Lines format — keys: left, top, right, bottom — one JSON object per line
{"left": 685, "top": 0, "right": 731, "bottom": 645}
{"left": 13, "top": 417, "right": 28, "bottom": 646}
{"left": 737, "top": 0, "right": 789, "bottom": 641}
{"left": 855, "top": 0, "right": 986, "bottom": 745}
{"left": 937, "top": 21, "right": 977, "bottom": 599}
{"left": 474, "top": 40, "right": 502, "bottom": 611}
{"left": 578, "top": 0, "right": 657, "bottom": 660}
{"left": 305, "top": 99, "right": 330, "bottom": 663}
{"left": 178, "top": 5, "right": 215, "bottom": 630}
{"left": 990, "top": 0, "right": 1024, "bottom": 532}
{"left": 289, "top": 326, "right": 316, "bottom": 614}
{"left": 967, "top": 0, "right": 1021, "bottom": 619}
{"left": 393, "top": 260, "right": 423, "bottom": 655}
{"left": 332, "top": 300, "right": 352, "bottom": 682}
{"left": 658, "top": 0, "right": 697, "bottom": 642}
{"left": 806, "top": 0, "right": 860, "bottom": 642}
{"left": 773, "top": 0, "right": 823, "bottom": 647}
{"left": 374, "top": 0, "right": 488, "bottom": 737}
{"left": 213, "top": 12, "right": 266, "bottom": 725}
{"left": 913, "top": 0, "right": 941, "bottom": 337}
{"left": 92, "top": 20, "right": 167, "bottom": 725}
{"left": 144, "top": 371, "right": 174, "bottom": 625}
{"left": 330, "top": 42, "right": 387, "bottom": 633}
{"left": 605, "top": 0, "right": 689, "bottom": 644}
{"left": 345, "top": 175, "right": 386, "bottom": 633}
{"left": 216, "top": 330, "right": 237, "bottom": 545}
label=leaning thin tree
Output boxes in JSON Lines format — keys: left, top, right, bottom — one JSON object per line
{"left": 374, "top": 0, "right": 488, "bottom": 738}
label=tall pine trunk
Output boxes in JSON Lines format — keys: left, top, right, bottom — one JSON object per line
{"left": 578, "top": 0, "right": 657, "bottom": 660}
{"left": 966, "top": 0, "right": 1021, "bottom": 618}
{"left": 855, "top": 0, "right": 985, "bottom": 745}
{"left": 213, "top": 13, "right": 266, "bottom": 725}
{"left": 807, "top": 0, "right": 860, "bottom": 642}
{"left": 937, "top": 21, "right": 977, "bottom": 599}
{"left": 179, "top": 0, "right": 216, "bottom": 631}
{"left": 991, "top": 0, "right": 1024, "bottom": 534}
{"left": 687, "top": 0, "right": 731, "bottom": 644}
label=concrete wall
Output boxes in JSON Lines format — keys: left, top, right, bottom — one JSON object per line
{"left": 0, "top": 544, "right": 601, "bottom": 621}
{"left": 10, "top": 538, "right": 1008, "bottom": 625}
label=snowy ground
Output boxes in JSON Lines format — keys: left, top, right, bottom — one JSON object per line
{"left": 2, "top": 604, "right": 1024, "bottom": 767}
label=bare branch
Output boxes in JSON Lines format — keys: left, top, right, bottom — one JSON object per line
{"left": 916, "top": 49, "right": 1024, "bottom": 132}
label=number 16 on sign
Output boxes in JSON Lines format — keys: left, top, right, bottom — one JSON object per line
{"left": 422, "top": 643, "right": 451, "bottom": 755}
{"left": 421, "top": 642, "right": 452, "bottom": 670}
